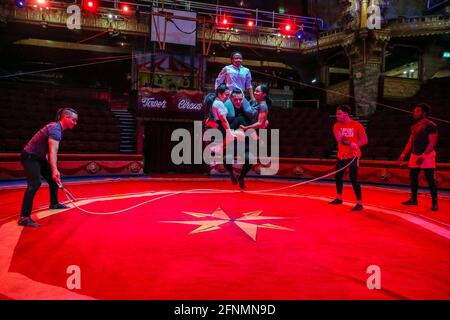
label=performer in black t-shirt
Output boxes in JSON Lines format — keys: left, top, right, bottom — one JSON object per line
{"left": 398, "top": 103, "right": 439, "bottom": 211}
{"left": 19, "top": 108, "right": 78, "bottom": 227}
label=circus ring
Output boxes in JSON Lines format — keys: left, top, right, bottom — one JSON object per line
{"left": 0, "top": 176, "right": 449, "bottom": 300}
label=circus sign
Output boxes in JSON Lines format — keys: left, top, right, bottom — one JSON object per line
{"left": 177, "top": 99, "right": 203, "bottom": 111}
{"left": 141, "top": 97, "right": 167, "bottom": 110}
{"left": 139, "top": 88, "right": 205, "bottom": 115}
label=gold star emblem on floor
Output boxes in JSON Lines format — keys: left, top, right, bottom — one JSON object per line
{"left": 162, "top": 207, "right": 294, "bottom": 241}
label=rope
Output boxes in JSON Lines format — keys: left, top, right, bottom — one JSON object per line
{"left": 60, "top": 157, "right": 357, "bottom": 215}
{"left": 247, "top": 157, "right": 356, "bottom": 194}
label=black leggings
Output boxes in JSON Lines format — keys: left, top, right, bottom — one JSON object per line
{"left": 20, "top": 152, "right": 59, "bottom": 217}
{"left": 335, "top": 158, "right": 362, "bottom": 201}
{"left": 223, "top": 140, "right": 253, "bottom": 178}
{"left": 409, "top": 168, "right": 438, "bottom": 200}
{"left": 217, "top": 121, "right": 253, "bottom": 179}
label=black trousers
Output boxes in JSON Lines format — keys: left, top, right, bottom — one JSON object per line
{"left": 20, "top": 152, "right": 59, "bottom": 217}
{"left": 335, "top": 157, "right": 362, "bottom": 201}
{"left": 216, "top": 122, "right": 253, "bottom": 179}
{"left": 223, "top": 138, "right": 253, "bottom": 178}
{"left": 409, "top": 168, "right": 438, "bottom": 201}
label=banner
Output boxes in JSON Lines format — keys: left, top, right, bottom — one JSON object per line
{"left": 139, "top": 88, "right": 205, "bottom": 116}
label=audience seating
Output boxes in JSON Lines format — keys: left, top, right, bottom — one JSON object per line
{"left": 0, "top": 83, "right": 121, "bottom": 154}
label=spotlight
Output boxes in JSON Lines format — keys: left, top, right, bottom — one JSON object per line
{"left": 121, "top": 4, "right": 132, "bottom": 14}
{"left": 35, "top": 0, "right": 49, "bottom": 10}
{"left": 218, "top": 16, "right": 230, "bottom": 27}
{"left": 83, "top": 0, "right": 98, "bottom": 12}
{"left": 15, "top": 0, "right": 25, "bottom": 8}
{"left": 281, "top": 22, "right": 295, "bottom": 35}
{"left": 34, "top": 0, "right": 49, "bottom": 10}
{"left": 247, "top": 20, "right": 254, "bottom": 28}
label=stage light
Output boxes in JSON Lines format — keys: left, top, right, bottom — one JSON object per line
{"left": 15, "top": 0, "right": 25, "bottom": 8}
{"left": 217, "top": 16, "right": 231, "bottom": 28}
{"left": 443, "top": 51, "right": 450, "bottom": 59}
{"left": 83, "top": 0, "right": 98, "bottom": 12}
{"left": 35, "top": 0, "right": 48, "bottom": 10}
{"left": 247, "top": 20, "right": 254, "bottom": 28}
{"left": 121, "top": 4, "right": 132, "bottom": 14}
{"left": 281, "top": 22, "right": 295, "bottom": 35}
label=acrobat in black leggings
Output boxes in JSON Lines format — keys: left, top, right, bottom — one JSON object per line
{"left": 335, "top": 157, "right": 362, "bottom": 201}
{"left": 217, "top": 118, "right": 253, "bottom": 185}
{"left": 223, "top": 139, "right": 252, "bottom": 180}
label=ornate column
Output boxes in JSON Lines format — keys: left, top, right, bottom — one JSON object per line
{"left": 342, "top": 0, "right": 390, "bottom": 117}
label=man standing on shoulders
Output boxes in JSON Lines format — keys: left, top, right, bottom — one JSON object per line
{"left": 214, "top": 51, "right": 256, "bottom": 120}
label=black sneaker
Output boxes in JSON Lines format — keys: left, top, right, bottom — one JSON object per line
{"left": 402, "top": 199, "right": 418, "bottom": 205}
{"left": 431, "top": 199, "right": 439, "bottom": 211}
{"left": 351, "top": 204, "right": 363, "bottom": 211}
{"left": 18, "top": 217, "right": 40, "bottom": 228}
{"left": 238, "top": 176, "right": 245, "bottom": 189}
{"left": 49, "top": 203, "right": 70, "bottom": 209}
{"left": 230, "top": 174, "right": 238, "bottom": 185}
{"left": 328, "top": 198, "right": 343, "bottom": 204}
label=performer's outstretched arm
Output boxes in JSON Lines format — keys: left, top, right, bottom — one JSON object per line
{"left": 215, "top": 67, "right": 227, "bottom": 90}
{"left": 246, "top": 71, "right": 255, "bottom": 102}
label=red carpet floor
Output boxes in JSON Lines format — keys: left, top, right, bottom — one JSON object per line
{"left": 0, "top": 178, "right": 449, "bottom": 300}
